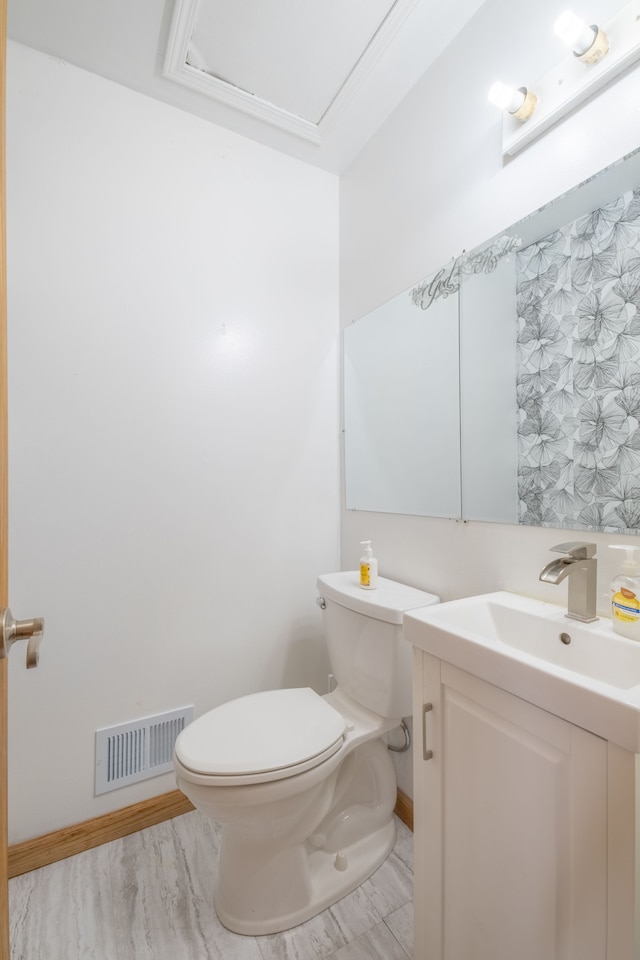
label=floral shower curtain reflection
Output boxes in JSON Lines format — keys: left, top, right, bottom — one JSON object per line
{"left": 516, "top": 186, "right": 640, "bottom": 532}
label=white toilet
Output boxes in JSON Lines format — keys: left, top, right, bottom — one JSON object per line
{"left": 173, "top": 571, "right": 438, "bottom": 936}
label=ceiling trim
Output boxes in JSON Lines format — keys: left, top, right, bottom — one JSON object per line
{"left": 163, "top": 0, "right": 422, "bottom": 146}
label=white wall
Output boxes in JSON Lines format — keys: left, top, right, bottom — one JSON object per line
{"left": 6, "top": 42, "right": 340, "bottom": 843}
{"left": 340, "top": 0, "right": 640, "bottom": 797}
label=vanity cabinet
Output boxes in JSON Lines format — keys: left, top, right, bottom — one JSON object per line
{"left": 412, "top": 649, "right": 637, "bottom": 960}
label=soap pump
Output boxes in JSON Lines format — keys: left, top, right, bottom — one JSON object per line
{"left": 609, "top": 545, "right": 640, "bottom": 640}
{"left": 359, "top": 540, "right": 378, "bottom": 590}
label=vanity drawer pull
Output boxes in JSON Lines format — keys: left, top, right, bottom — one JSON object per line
{"left": 422, "top": 702, "right": 434, "bottom": 761}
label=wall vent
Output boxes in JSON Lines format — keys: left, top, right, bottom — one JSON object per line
{"left": 95, "top": 705, "right": 194, "bottom": 795}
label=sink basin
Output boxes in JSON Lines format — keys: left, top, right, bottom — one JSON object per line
{"left": 404, "top": 591, "right": 640, "bottom": 751}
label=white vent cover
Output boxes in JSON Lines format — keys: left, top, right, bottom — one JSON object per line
{"left": 95, "top": 706, "right": 194, "bottom": 795}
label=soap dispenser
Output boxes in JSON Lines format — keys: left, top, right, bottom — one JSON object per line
{"left": 359, "top": 540, "right": 378, "bottom": 590}
{"left": 609, "top": 545, "right": 640, "bottom": 640}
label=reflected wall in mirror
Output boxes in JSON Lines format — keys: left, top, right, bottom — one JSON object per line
{"left": 344, "top": 281, "right": 460, "bottom": 517}
{"left": 515, "top": 188, "right": 640, "bottom": 531}
{"left": 344, "top": 147, "right": 640, "bottom": 533}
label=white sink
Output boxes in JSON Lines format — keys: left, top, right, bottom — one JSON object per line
{"left": 404, "top": 591, "right": 640, "bottom": 751}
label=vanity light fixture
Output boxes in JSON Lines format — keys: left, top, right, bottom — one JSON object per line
{"left": 554, "top": 10, "right": 609, "bottom": 63}
{"left": 499, "top": 0, "right": 640, "bottom": 155}
{"left": 488, "top": 82, "right": 537, "bottom": 121}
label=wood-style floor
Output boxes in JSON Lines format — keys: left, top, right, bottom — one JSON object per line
{"left": 9, "top": 810, "right": 413, "bottom": 959}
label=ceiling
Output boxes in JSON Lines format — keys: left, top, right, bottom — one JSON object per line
{"left": 7, "top": 0, "right": 489, "bottom": 173}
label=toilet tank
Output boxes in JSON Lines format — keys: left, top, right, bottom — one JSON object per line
{"left": 316, "top": 572, "right": 439, "bottom": 720}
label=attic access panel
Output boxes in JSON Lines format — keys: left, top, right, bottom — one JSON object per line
{"left": 164, "top": 0, "right": 419, "bottom": 143}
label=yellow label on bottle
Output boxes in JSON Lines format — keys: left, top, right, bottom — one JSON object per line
{"left": 360, "top": 562, "right": 370, "bottom": 587}
{"left": 612, "top": 588, "right": 640, "bottom": 623}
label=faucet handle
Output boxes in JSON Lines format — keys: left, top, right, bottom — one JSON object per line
{"left": 550, "top": 541, "right": 597, "bottom": 560}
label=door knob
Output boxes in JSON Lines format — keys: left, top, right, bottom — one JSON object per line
{"left": 0, "top": 608, "right": 44, "bottom": 669}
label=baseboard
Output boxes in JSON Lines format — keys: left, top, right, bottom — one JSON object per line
{"left": 8, "top": 790, "right": 195, "bottom": 878}
{"left": 394, "top": 788, "right": 414, "bottom": 832}
{"left": 9, "top": 786, "right": 413, "bottom": 878}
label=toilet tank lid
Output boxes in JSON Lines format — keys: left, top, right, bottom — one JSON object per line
{"left": 317, "top": 571, "right": 439, "bottom": 624}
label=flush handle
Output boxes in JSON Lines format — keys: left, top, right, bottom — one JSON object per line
{"left": 0, "top": 608, "right": 44, "bottom": 669}
{"left": 422, "top": 702, "right": 434, "bottom": 761}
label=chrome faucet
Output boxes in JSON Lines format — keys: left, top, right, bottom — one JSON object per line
{"left": 539, "top": 541, "right": 598, "bottom": 623}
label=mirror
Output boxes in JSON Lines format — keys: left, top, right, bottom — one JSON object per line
{"left": 345, "top": 146, "right": 640, "bottom": 533}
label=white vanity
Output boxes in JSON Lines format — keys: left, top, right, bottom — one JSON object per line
{"left": 405, "top": 592, "right": 640, "bottom": 960}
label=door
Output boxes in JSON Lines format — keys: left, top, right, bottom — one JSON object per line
{"left": 0, "top": 0, "right": 9, "bottom": 954}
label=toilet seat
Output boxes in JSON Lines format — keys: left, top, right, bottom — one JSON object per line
{"left": 174, "top": 687, "right": 347, "bottom": 785}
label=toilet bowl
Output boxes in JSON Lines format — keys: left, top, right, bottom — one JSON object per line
{"left": 174, "top": 571, "right": 439, "bottom": 936}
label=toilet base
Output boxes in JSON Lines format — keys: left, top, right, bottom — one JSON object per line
{"left": 215, "top": 818, "right": 396, "bottom": 936}
{"left": 175, "top": 696, "right": 401, "bottom": 938}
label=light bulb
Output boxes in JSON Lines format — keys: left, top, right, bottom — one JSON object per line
{"left": 554, "top": 10, "right": 597, "bottom": 56}
{"left": 488, "top": 82, "right": 526, "bottom": 114}
{"left": 488, "top": 82, "right": 537, "bottom": 121}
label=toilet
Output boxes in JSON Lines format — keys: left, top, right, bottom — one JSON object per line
{"left": 173, "top": 570, "right": 439, "bottom": 936}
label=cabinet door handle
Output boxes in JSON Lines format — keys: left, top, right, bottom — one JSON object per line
{"left": 422, "top": 702, "right": 433, "bottom": 761}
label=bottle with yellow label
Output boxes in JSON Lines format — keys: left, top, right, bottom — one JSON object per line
{"left": 359, "top": 540, "right": 378, "bottom": 590}
{"left": 610, "top": 545, "right": 640, "bottom": 640}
